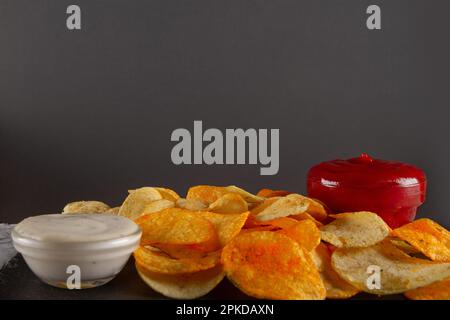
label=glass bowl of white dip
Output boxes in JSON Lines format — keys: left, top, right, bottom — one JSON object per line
{"left": 12, "top": 213, "right": 141, "bottom": 289}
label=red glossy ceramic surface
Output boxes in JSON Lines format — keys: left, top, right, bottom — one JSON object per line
{"left": 307, "top": 154, "right": 427, "bottom": 228}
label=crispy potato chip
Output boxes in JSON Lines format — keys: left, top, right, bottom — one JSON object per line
{"left": 249, "top": 197, "right": 281, "bottom": 216}
{"left": 197, "top": 211, "right": 249, "bottom": 247}
{"left": 208, "top": 193, "right": 248, "bottom": 214}
{"left": 105, "top": 206, "right": 120, "bottom": 215}
{"left": 331, "top": 241, "right": 450, "bottom": 295}
{"left": 277, "top": 220, "right": 321, "bottom": 251}
{"left": 62, "top": 201, "right": 110, "bottom": 214}
{"left": 389, "top": 238, "right": 421, "bottom": 255}
{"left": 244, "top": 214, "right": 297, "bottom": 230}
{"left": 187, "top": 185, "right": 263, "bottom": 205}
{"left": 134, "top": 246, "right": 221, "bottom": 275}
{"left": 312, "top": 243, "right": 360, "bottom": 299}
{"left": 140, "top": 199, "right": 175, "bottom": 216}
{"left": 136, "top": 262, "right": 225, "bottom": 299}
{"left": 256, "top": 188, "right": 292, "bottom": 198}
{"left": 155, "top": 187, "right": 180, "bottom": 202}
{"left": 135, "top": 208, "right": 219, "bottom": 252}
{"left": 255, "top": 194, "right": 309, "bottom": 222}
{"left": 176, "top": 198, "right": 208, "bottom": 211}
{"left": 304, "top": 197, "right": 329, "bottom": 222}
{"left": 118, "top": 187, "right": 163, "bottom": 220}
{"left": 392, "top": 218, "right": 450, "bottom": 262}
{"left": 221, "top": 231, "right": 326, "bottom": 300}
{"left": 404, "top": 277, "right": 450, "bottom": 300}
{"left": 291, "top": 212, "right": 324, "bottom": 227}
{"left": 320, "top": 212, "right": 390, "bottom": 248}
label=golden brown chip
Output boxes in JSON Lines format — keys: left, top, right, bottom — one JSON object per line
{"left": 255, "top": 194, "right": 310, "bottom": 222}
{"left": 196, "top": 211, "right": 249, "bottom": 247}
{"left": 155, "top": 187, "right": 180, "bottom": 202}
{"left": 331, "top": 241, "right": 450, "bottom": 295}
{"left": 392, "top": 218, "right": 450, "bottom": 262}
{"left": 256, "top": 188, "right": 292, "bottom": 198}
{"left": 277, "top": 220, "right": 321, "bottom": 252}
{"left": 140, "top": 199, "right": 175, "bottom": 216}
{"left": 312, "top": 243, "right": 360, "bottom": 299}
{"left": 320, "top": 212, "right": 390, "bottom": 248}
{"left": 249, "top": 197, "right": 281, "bottom": 216}
{"left": 244, "top": 214, "right": 297, "bottom": 230}
{"left": 404, "top": 277, "right": 450, "bottom": 300}
{"left": 187, "top": 185, "right": 263, "bottom": 205}
{"left": 176, "top": 198, "right": 208, "bottom": 211}
{"left": 118, "top": 187, "right": 163, "bottom": 220}
{"left": 136, "top": 262, "right": 225, "bottom": 299}
{"left": 291, "top": 212, "right": 324, "bottom": 227}
{"left": 105, "top": 206, "right": 120, "bottom": 215}
{"left": 135, "top": 208, "right": 219, "bottom": 252}
{"left": 208, "top": 193, "right": 248, "bottom": 214}
{"left": 134, "top": 246, "right": 221, "bottom": 275}
{"left": 62, "top": 201, "right": 110, "bottom": 214}
{"left": 221, "top": 231, "right": 326, "bottom": 300}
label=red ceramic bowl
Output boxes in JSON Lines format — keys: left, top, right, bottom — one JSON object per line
{"left": 307, "top": 154, "right": 427, "bottom": 228}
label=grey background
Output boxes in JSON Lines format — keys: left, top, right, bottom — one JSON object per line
{"left": 1, "top": 0, "right": 449, "bottom": 226}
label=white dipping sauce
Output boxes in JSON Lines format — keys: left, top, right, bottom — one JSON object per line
{"left": 15, "top": 214, "right": 139, "bottom": 242}
{"left": 12, "top": 214, "right": 141, "bottom": 289}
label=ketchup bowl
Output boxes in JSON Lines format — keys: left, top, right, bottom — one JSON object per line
{"left": 307, "top": 154, "right": 427, "bottom": 228}
{"left": 12, "top": 214, "right": 142, "bottom": 289}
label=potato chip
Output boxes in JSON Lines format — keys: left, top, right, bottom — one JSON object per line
{"left": 135, "top": 208, "right": 219, "bottom": 252}
{"left": 208, "top": 193, "right": 248, "bottom": 214}
{"left": 62, "top": 201, "right": 110, "bottom": 214}
{"left": 134, "top": 246, "right": 221, "bottom": 274}
{"left": 320, "top": 212, "right": 390, "bottom": 248}
{"left": 221, "top": 231, "right": 326, "bottom": 300}
{"left": 331, "top": 241, "right": 450, "bottom": 295}
{"left": 105, "top": 206, "right": 120, "bottom": 215}
{"left": 197, "top": 211, "right": 249, "bottom": 247}
{"left": 176, "top": 198, "right": 208, "bottom": 211}
{"left": 140, "top": 199, "right": 175, "bottom": 216}
{"left": 312, "top": 243, "right": 360, "bottom": 299}
{"left": 136, "top": 262, "right": 225, "bottom": 299}
{"left": 392, "top": 218, "right": 450, "bottom": 262}
{"left": 277, "top": 220, "right": 321, "bottom": 251}
{"left": 244, "top": 213, "right": 297, "bottom": 230}
{"left": 155, "top": 187, "right": 180, "bottom": 202}
{"left": 249, "top": 197, "right": 281, "bottom": 216}
{"left": 304, "top": 197, "right": 329, "bottom": 222}
{"left": 255, "top": 194, "right": 309, "bottom": 222}
{"left": 404, "top": 277, "right": 450, "bottom": 300}
{"left": 389, "top": 238, "right": 421, "bottom": 255}
{"left": 256, "top": 188, "right": 291, "bottom": 198}
{"left": 118, "top": 187, "right": 163, "bottom": 220}
{"left": 187, "top": 185, "right": 263, "bottom": 205}
{"left": 291, "top": 212, "right": 324, "bottom": 227}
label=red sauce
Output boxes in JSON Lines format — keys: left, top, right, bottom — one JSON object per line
{"left": 307, "top": 154, "right": 427, "bottom": 228}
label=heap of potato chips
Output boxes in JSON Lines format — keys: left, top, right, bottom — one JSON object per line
{"left": 62, "top": 185, "right": 450, "bottom": 300}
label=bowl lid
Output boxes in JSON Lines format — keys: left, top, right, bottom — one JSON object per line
{"left": 308, "top": 153, "right": 426, "bottom": 188}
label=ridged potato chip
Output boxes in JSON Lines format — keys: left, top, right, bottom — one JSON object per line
{"left": 221, "top": 231, "right": 326, "bottom": 300}
{"left": 136, "top": 262, "right": 225, "bottom": 299}
{"left": 392, "top": 218, "right": 450, "bottom": 262}
{"left": 187, "top": 185, "right": 263, "bottom": 205}
{"left": 312, "top": 243, "right": 360, "bottom": 299}
{"left": 255, "top": 194, "right": 309, "bottom": 222}
{"left": 140, "top": 199, "right": 175, "bottom": 216}
{"left": 118, "top": 187, "right": 163, "bottom": 220}
{"left": 291, "top": 212, "right": 323, "bottom": 227}
{"left": 62, "top": 201, "right": 110, "bottom": 214}
{"left": 320, "top": 212, "right": 390, "bottom": 248}
{"left": 176, "top": 198, "right": 208, "bottom": 211}
{"left": 197, "top": 211, "right": 249, "bottom": 247}
{"left": 404, "top": 277, "right": 450, "bottom": 300}
{"left": 155, "top": 187, "right": 180, "bottom": 202}
{"left": 134, "top": 246, "right": 221, "bottom": 275}
{"left": 331, "top": 241, "right": 450, "bottom": 295}
{"left": 256, "top": 188, "right": 291, "bottom": 198}
{"left": 208, "top": 193, "right": 248, "bottom": 214}
{"left": 277, "top": 219, "right": 321, "bottom": 251}
{"left": 135, "top": 208, "right": 219, "bottom": 252}
{"left": 105, "top": 206, "right": 120, "bottom": 215}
